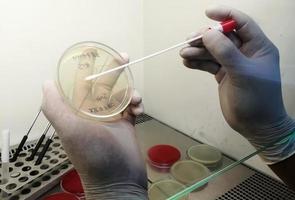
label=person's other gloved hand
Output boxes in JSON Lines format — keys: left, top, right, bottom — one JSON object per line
{"left": 42, "top": 53, "right": 147, "bottom": 200}
{"left": 180, "top": 5, "right": 295, "bottom": 164}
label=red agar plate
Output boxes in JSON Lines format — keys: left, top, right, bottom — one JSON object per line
{"left": 148, "top": 144, "right": 181, "bottom": 168}
{"left": 61, "top": 169, "right": 84, "bottom": 197}
{"left": 43, "top": 192, "right": 79, "bottom": 200}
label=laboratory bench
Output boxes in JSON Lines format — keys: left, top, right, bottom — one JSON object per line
{"left": 1, "top": 114, "right": 295, "bottom": 200}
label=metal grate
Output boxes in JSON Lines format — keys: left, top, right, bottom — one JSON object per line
{"left": 216, "top": 172, "right": 295, "bottom": 200}
{"left": 135, "top": 113, "right": 153, "bottom": 124}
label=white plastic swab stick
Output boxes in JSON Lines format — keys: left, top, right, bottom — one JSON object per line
{"left": 85, "top": 35, "right": 202, "bottom": 81}
{"left": 1, "top": 129, "right": 10, "bottom": 184}
{"left": 85, "top": 19, "right": 237, "bottom": 81}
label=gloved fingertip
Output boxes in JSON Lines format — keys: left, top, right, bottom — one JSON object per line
{"left": 205, "top": 5, "right": 231, "bottom": 20}
{"left": 179, "top": 48, "right": 186, "bottom": 57}
{"left": 186, "top": 31, "right": 199, "bottom": 41}
{"left": 202, "top": 29, "right": 230, "bottom": 52}
{"left": 131, "top": 97, "right": 142, "bottom": 105}
{"left": 119, "top": 52, "right": 130, "bottom": 63}
{"left": 132, "top": 106, "right": 144, "bottom": 116}
{"left": 42, "top": 80, "right": 55, "bottom": 95}
{"left": 133, "top": 89, "right": 140, "bottom": 97}
{"left": 205, "top": 5, "right": 220, "bottom": 16}
{"left": 202, "top": 28, "right": 219, "bottom": 41}
{"left": 131, "top": 90, "right": 142, "bottom": 104}
{"left": 179, "top": 47, "right": 192, "bottom": 58}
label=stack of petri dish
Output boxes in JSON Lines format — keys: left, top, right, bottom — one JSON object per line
{"left": 147, "top": 144, "right": 181, "bottom": 171}
{"left": 187, "top": 144, "right": 222, "bottom": 169}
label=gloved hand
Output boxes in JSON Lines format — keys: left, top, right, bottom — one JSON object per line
{"left": 180, "top": 5, "right": 295, "bottom": 164}
{"left": 42, "top": 53, "right": 147, "bottom": 200}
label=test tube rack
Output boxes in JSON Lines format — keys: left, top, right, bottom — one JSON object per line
{"left": 0, "top": 135, "right": 73, "bottom": 200}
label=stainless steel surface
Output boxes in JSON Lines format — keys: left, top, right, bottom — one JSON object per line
{"left": 216, "top": 172, "right": 295, "bottom": 200}
{"left": 136, "top": 119, "right": 255, "bottom": 200}
{"left": 189, "top": 165, "right": 253, "bottom": 199}
{"left": 16, "top": 116, "right": 293, "bottom": 200}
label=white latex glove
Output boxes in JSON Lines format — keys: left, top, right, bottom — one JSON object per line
{"left": 42, "top": 53, "right": 147, "bottom": 200}
{"left": 180, "top": 5, "right": 295, "bottom": 164}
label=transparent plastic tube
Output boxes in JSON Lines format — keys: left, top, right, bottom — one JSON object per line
{"left": 1, "top": 129, "right": 10, "bottom": 185}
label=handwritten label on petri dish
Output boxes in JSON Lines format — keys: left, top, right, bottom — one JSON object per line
{"left": 57, "top": 42, "right": 133, "bottom": 120}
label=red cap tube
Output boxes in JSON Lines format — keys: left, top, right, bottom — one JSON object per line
{"left": 221, "top": 19, "right": 237, "bottom": 33}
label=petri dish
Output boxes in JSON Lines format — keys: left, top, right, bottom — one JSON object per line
{"left": 187, "top": 144, "right": 222, "bottom": 168}
{"left": 171, "top": 160, "right": 209, "bottom": 187}
{"left": 60, "top": 170, "right": 84, "bottom": 197}
{"left": 42, "top": 192, "right": 79, "bottom": 200}
{"left": 57, "top": 41, "right": 134, "bottom": 120}
{"left": 147, "top": 145, "right": 181, "bottom": 170}
{"left": 148, "top": 179, "right": 188, "bottom": 200}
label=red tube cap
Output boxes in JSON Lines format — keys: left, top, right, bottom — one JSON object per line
{"left": 221, "top": 19, "right": 237, "bottom": 33}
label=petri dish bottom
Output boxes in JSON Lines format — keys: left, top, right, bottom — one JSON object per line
{"left": 187, "top": 144, "right": 222, "bottom": 169}
{"left": 148, "top": 179, "right": 188, "bottom": 200}
{"left": 147, "top": 145, "right": 181, "bottom": 170}
{"left": 43, "top": 192, "right": 79, "bottom": 200}
{"left": 171, "top": 160, "right": 210, "bottom": 188}
{"left": 60, "top": 170, "right": 84, "bottom": 197}
{"left": 57, "top": 41, "right": 134, "bottom": 121}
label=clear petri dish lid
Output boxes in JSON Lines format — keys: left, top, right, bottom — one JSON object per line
{"left": 57, "top": 41, "right": 134, "bottom": 120}
{"left": 171, "top": 160, "right": 210, "bottom": 186}
{"left": 148, "top": 179, "right": 188, "bottom": 200}
{"left": 147, "top": 144, "right": 181, "bottom": 167}
{"left": 187, "top": 144, "right": 222, "bottom": 167}
{"left": 60, "top": 169, "right": 84, "bottom": 197}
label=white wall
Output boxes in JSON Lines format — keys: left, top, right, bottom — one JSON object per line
{"left": 143, "top": 0, "right": 295, "bottom": 177}
{"left": 0, "top": 0, "right": 144, "bottom": 145}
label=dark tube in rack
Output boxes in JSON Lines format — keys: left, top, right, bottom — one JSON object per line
{"left": 27, "top": 122, "right": 51, "bottom": 161}
{"left": 35, "top": 131, "right": 55, "bottom": 165}
{"left": 10, "top": 108, "right": 41, "bottom": 162}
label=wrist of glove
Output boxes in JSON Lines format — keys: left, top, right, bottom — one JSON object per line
{"left": 246, "top": 115, "right": 295, "bottom": 165}
{"left": 82, "top": 181, "right": 148, "bottom": 200}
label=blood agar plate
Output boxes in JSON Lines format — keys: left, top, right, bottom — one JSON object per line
{"left": 61, "top": 169, "right": 84, "bottom": 197}
{"left": 57, "top": 41, "right": 133, "bottom": 120}
{"left": 147, "top": 145, "right": 181, "bottom": 170}
{"left": 148, "top": 179, "right": 188, "bottom": 200}
{"left": 171, "top": 160, "right": 209, "bottom": 186}
{"left": 43, "top": 192, "right": 79, "bottom": 200}
{"left": 187, "top": 144, "right": 222, "bottom": 168}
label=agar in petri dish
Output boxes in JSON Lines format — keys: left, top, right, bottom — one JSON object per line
{"left": 148, "top": 179, "right": 188, "bottom": 200}
{"left": 61, "top": 170, "right": 84, "bottom": 197}
{"left": 187, "top": 144, "right": 222, "bottom": 169}
{"left": 171, "top": 160, "right": 209, "bottom": 188}
{"left": 147, "top": 144, "right": 181, "bottom": 170}
{"left": 57, "top": 41, "right": 133, "bottom": 120}
{"left": 43, "top": 192, "right": 79, "bottom": 200}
